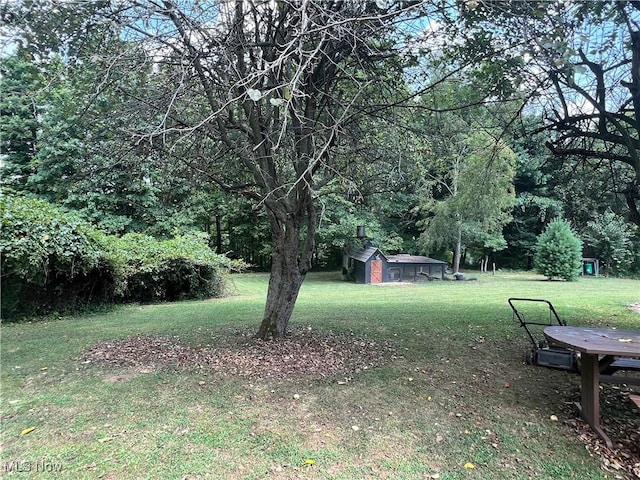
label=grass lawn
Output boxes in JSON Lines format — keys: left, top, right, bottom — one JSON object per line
{"left": 1, "top": 271, "right": 639, "bottom": 479}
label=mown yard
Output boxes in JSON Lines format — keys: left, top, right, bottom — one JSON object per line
{"left": 1, "top": 271, "right": 639, "bottom": 479}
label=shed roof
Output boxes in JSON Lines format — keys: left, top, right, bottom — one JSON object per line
{"left": 349, "top": 246, "right": 387, "bottom": 263}
{"left": 387, "top": 254, "right": 447, "bottom": 265}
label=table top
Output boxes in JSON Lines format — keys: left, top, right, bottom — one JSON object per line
{"left": 544, "top": 326, "right": 640, "bottom": 356}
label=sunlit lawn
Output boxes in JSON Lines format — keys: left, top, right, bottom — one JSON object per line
{"left": 1, "top": 271, "right": 639, "bottom": 479}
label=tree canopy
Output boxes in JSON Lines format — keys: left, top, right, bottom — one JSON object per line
{"left": 447, "top": 1, "right": 640, "bottom": 225}
{"left": 2, "top": 0, "right": 639, "bottom": 331}
{"left": 413, "top": 80, "right": 516, "bottom": 272}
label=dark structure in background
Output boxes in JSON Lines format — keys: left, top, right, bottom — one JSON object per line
{"left": 344, "top": 226, "right": 447, "bottom": 284}
{"left": 347, "top": 245, "right": 387, "bottom": 284}
{"left": 346, "top": 245, "right": 447, "bottom": 284}
{"left": 581, "top": 258, "right": 600, "bottom": 277}
{"left": 386, "top": 254, "right": 448, "bottom": 282}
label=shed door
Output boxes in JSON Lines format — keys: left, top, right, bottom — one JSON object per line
{"left": 370, "top": 260, "right": 383, "bottom": 284}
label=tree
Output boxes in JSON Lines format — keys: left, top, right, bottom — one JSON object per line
{"left": 498, "top": 118, "right": 563, "bottom": 269}
{"left": 0, "top": 51, "right": 43, "bottom": 190}
{"left": 534, "top": 218, "right": 583, "bottom": 281}
{"left": 415, "top": 105, "right": 516, "bottom": 272}
{"left": 499, "top": 117, "right": 636, "bottom": 271}
{"left": 583, "top": 210, "right": 637, "bottom": 277}
{"left": 449, "top": 1, "right": 640, "bottom": 225}
{"left": 77, "top": 0, "right": 439, "bottom": 339}
{"left": 2, "top": 5, "right": 255, "bottom": 245}
{"left": 0, "top": 13, "right": 173, "bottom": 235}
{"left": 532, "top": 2, "right": 640, "bottom": 226}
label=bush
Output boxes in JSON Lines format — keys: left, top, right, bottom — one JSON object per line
{"left": 583, "top": 210, "right": 636, "bottom": 277}
{"left": 97, "top": 232, "right": 233, "bottom": 302}
{"left": 1, "top": 195, "right": 112, "bottom": 318}
{"left": 1, "top": 195, "right": 240, "bottom": 320}
{"left": 534, "top": 218, "right": 583, "bottom": 281}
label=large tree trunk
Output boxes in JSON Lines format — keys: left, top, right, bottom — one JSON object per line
{"left": 256, "top": 253, "right": 305, "bottom": 339}
{"left": 256, "top": 206, "right": 314, "bottom": 339}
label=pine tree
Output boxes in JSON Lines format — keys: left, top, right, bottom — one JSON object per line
{"left": 534, "top": 218, "right": 583, "bottom": 281}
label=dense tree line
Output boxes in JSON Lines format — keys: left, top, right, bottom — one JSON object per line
{"left": 1, "top": 1, "right": 639, "bottom": 335}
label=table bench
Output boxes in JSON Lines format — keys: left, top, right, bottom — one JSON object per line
{"left": 599, "top": 357, "right": 640, "bottom": 385}
{"left": 601, "top": 357, "right": 640, "bottom": 374}
{"left": 543, "top": 326, "right": 640, "bottom": 449}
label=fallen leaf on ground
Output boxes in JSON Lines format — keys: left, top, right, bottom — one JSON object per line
{"left": 561, "top": 383, "right": 640, "bottom": 479}
{"left": 20, "top": 426, "right": 35, "bottom": 435}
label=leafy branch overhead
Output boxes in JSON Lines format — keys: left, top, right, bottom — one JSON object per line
{"left": 450, "top": 1, "right": 640, "bottom": 225}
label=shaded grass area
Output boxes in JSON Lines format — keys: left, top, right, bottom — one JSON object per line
{"left": 1, "top": 271, "right": 639, "bottom": 479}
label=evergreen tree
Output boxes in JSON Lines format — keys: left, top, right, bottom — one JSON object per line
{"left": 534, "top": 218, "right": 583, "bottom": 281}
{"left": 0, "top": 52, "right": 43, "bottom": 190}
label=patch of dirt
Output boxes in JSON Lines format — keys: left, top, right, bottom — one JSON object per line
{"left": 629, "top": 303, "right": 640, "bottom": 314}
{"left": 79, "top": 327, "right": 399, "bottom": 379}
{"left": 102, "top": 373, "right": 139, "bottom": 383}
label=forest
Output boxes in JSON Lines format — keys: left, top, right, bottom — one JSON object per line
{"left": 1, "top": 1, "right": 639, "bottom": 335}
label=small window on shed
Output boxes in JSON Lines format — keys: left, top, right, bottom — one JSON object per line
{"left": 389, "top": 267, "right": 401, "bottom": 281}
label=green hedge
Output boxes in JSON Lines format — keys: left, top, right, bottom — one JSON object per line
{"left": 96, "top": 232, "right": 230, "bottom": 302}
{"left": 1, "top": 195, "right": 238, "bottom": 320}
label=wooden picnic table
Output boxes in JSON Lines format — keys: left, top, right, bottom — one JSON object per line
{"left": 543, "top": 326, "right": 640, "bottom": 449}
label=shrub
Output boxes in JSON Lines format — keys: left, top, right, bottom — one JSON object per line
{"left": 1, "top": 195, "right": 112, "bottom": 318}
{"left": 97, "top": 232, "right": 234, "bottom": 302}
{"left": 534, "top": 218, "right": 583, "bottom": 281}
{"left": 1, "top": 195, "right": 241, "bottom": 320}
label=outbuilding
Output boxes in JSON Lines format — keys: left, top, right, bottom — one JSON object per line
{"left": 347, "top": 245, "right": 388, "bottom": 284}
{"left": 346, "top": 246, "right": 448, "bottom": 284}
{"left": 386, "top": 254, "right": 447, "bottom": 282}
{"left": 581, "top": 257, "right": 600, "bottom": 277}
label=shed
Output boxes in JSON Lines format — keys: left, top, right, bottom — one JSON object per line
{"left": 386, "top": 254, "right": 447, "bottom": 281}
{"left": 347, "top": 246, "right": 388, "bottom": 284}
{"left": 347, "top": 247, "right": 448, "bottom": 284}
{"left": 581, "top": 257, "right": 600, "bottom": 277}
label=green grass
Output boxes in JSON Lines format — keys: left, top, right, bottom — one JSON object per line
{"left": 1, "top": 271, "right": 639, "bottom": 479}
